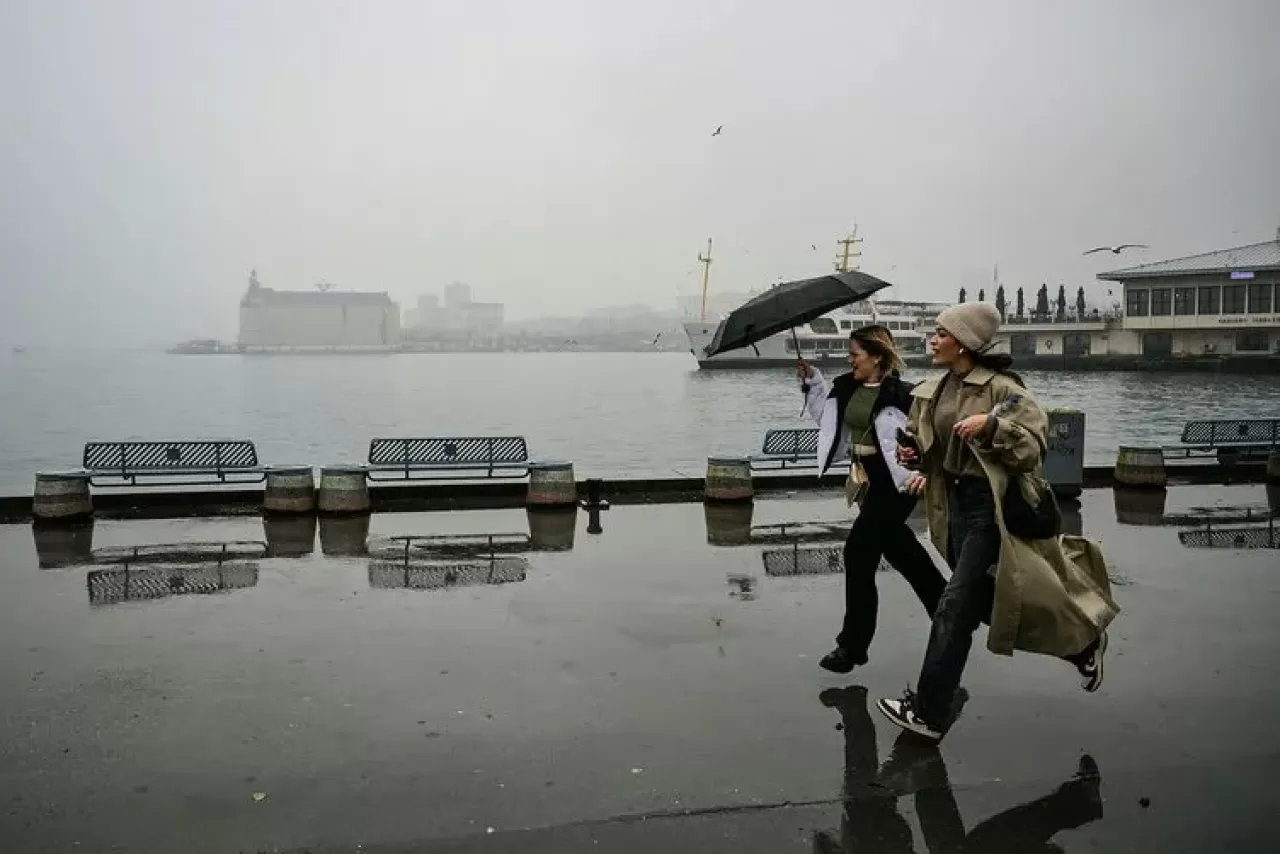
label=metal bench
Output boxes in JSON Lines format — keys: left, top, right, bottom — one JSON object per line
{"left": 1162, "top": 419, "right": 1280, "bottom": 462}
{"left": 366, "top": 436, "right": 530, "bottom": 481}
{"left": 83, "top": 440, "right": 266, "bottom": 486}
{"left": 749, "top": 428, "right": 850, "bottom": 471}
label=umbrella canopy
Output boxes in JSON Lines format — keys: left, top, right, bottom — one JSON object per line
{"left": 702, "top": 270, "right": 894, "bottom": 357}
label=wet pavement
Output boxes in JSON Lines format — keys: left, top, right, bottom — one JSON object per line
{"left": 3, "top": 485, "right": 1279, "bottom": 853}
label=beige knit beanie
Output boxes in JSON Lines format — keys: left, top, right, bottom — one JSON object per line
{"left": 936, "top": 302, "right": 1001, "bottom": 353}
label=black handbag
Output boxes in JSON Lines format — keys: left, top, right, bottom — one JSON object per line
{"left": 1002, "top": 475, "right": 1061, "bottom": 540}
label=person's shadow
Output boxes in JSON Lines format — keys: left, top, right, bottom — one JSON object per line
{"left": 814, "top": 686, "right": 1103, "bottom": 853}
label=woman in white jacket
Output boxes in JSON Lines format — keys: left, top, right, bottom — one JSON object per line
{"left": 800, "top": 325, "right": 946, "bottom": 674}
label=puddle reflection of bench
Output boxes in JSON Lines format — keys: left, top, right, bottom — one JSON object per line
{"left": 367, "top": 532, "right": 533, "bottom": 590}
{"left": 366, "top": 533, "right": 533, "bottom": 560}
{"left": 87, "top": 562, "right": 259, "bottom": 605}
{"left": 91, "top": 541, "right": 268, "bottom": 565}
{"left": 1178, "top": 522, "right": 1278, "bottom": 550}
{"left": 368, "top": 556, "right": 529, "bottom": 590}
{"left": 762, "top": 545, "right": 891, "bottom": 577}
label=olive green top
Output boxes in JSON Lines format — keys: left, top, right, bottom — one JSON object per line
{"left": 842, "top": 384, "right": 880, "bottom": 453}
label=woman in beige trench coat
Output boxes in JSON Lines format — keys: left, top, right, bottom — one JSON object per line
{"left": 875, "top": 302, "right": 1119, "bottom": 742}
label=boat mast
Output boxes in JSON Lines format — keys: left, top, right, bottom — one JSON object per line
{"left": 834, "top": 224, "right": 876, "bottom": 322}
{"left": 834, "top": 224, "right": 862, "bottom": 273}
{"left": 698, "top": 238, "right": 714, "bottom": 323}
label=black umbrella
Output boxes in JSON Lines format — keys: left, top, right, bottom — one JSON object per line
{"left": 701, "top": 270, "right": 894, "bottom": 358}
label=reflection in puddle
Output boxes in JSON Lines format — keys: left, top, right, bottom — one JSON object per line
{"left": 319, "top": 515, "right": 371, "bottom": 557}
{"left": 87, "top": 562, "right": 259, "bottom": 605}
{"left": 264, "top": 515, "right": 317, "bottom": 557}
{"left": 1179, "top": 521, "right": 1278, "bottom": 550}
{"left": 368, "top": 557, "right": 529, "bottom": 590}
{"left": 1113, "top": 487, "right": 1168, "bottom": 526}
{"left": 704, "top": 503, "right": 753, "bottom": 546}
{"left": 526, "top": 507, "right": 577, "bottom": 551}
{"left": 762, "top": 545, "right": 844, "bottom": 577}
{"left": 33, "top": 522, "right": 96, "bottom": 569}
{"left": 368, "top": 532, "right": 531, "bottom": 559}
{"left": 815, "top": 686, "right": 1103, "bottom": 851}
{"left": 367, "top": 531, "right": 534, "bottom": 591}
{"left": 93, "top": 541, "right": 267, "bottom": 564}
{"left": 726, "top": 573, "right": 757, "bottom": 600}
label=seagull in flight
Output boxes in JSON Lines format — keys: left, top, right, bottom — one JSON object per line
{"left": 711, "top": 125, "right": 723, "bottom": 137}
{"left": 649, "top": 332, "right": 662, "bottom": 347}
{"left": 811, "top": 244, "right": 817, "bottom": 250}
{"left": 1084, "top": 244, "right": 1148, "bottom": 256}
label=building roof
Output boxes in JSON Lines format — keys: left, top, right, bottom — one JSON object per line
{"left": 1098, "top": 240, "right": 1280, "bottom": 281}
{"left": 244, "top": 286, "right": 395, "bottom": 306}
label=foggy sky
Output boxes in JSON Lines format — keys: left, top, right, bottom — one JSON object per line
{"left": 2, "top": 0, "right": 1278, "bottom": 346}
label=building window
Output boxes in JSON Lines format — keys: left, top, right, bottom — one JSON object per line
{"left": 1248, "top": 283, "right": 1273, "bottom": 314}
{"left": 839, "top": 320, "right": 852, "bottom": 330}
{"left": 1125, "top": 288, "right": 1149, "bottom": 317}
{"left": 1237, "top": 331, "right": 1269, "bottom": 352}
{"left": 1197, "top": 286, "right": 1220, "bottom": 314}
{"left": 1149, "top": 288, "right": 1172, "bottom": 315}
{"left": 1222, "top": 285, "right": 1246, "bottom": 314}
{"left": 1174, "top": 287, "right": 1195, "bottom": 315}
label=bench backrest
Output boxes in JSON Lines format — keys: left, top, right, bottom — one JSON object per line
{"left": 83, "top": 440, "right": 260, "bottom": 473}
{"left": 1179, "top": 419, "right": 1280, "bottom": 447}
{"left": 761, "top": 429, "right": 819, "bottom": 458}
{"left": 368, "top": 437, "right": 529, "bottom": 467}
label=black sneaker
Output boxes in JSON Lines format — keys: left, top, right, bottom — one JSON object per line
{"left": 1077, "top": 632, "right": 1108, "bottom": 693}
{"left": 819, "top": 647, "right": 868, "bottom": 674}
{"left": 875, "top": 690, "right": 942, "bottom": 742}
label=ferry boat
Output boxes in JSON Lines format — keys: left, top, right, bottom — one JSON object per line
{"left": 684, "top": 299, "right": 947, "bottom": 369}
{"left": 682, "top": 228, "right": 948, "bottom": 369}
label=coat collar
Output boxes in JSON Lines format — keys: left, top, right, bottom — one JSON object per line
{"left": 910, "top": 365, "right": 997, "bottom": 399}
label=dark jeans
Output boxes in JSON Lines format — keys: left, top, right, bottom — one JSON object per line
{"left": 837, "top": 486, "right": 946, "bottom": 657}
{"left": 915, "top": 476, "right": 1000, "bottom": 727}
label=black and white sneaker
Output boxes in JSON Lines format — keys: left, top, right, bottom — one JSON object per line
{"left": 1077, "top": 631, "right": 1108, "bottom": 693}
{"left": 875, "top": 690, "right": 943, "bottom": 742}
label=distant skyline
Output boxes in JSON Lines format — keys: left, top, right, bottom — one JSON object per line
{"left": 2, "top": 0, "right": 1278, "bottom": 346}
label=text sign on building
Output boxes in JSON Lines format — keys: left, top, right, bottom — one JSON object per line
{"left": 1230, "top": 271, "right": 1255, "bottom": 280}
{"left": 1217, "top": 315, "right": 1278, "bottom": 326}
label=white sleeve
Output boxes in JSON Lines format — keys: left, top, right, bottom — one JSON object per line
{"left": 802, "top": 367, "right": 830, "bottom": 426}
{"left": 873, "top": 407, "right": 912, "bottom": 492}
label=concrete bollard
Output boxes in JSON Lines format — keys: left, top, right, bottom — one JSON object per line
{"left": 1266, "top": 450, "right": 1280, "bottom": 484}
{"left": 32, "top": 521, "right": 95, "bottom": 569}
{"left": 263, "top": 515, "right": 317, "bottom": 558}
{"left": 1044, "top": 410, "right": 1085, "bottom": 497}
{"left": 704, "top": 456, "right": 754, "bottom": 503}
{"left": 32, "top": 471, "right": 93, "bottom": 524}
{"left": 526, "top": 462, "right": 577, "bottom": 508}
{"left": 1113, "top": 486, "right": 1168, "bottom": 526}
{"left": 319, "top": 515, "right": 370, "bottom": 557}
{"left": 1113, "top": 446, "right": 1167, "bottom": 488}
{"left": 264, "top": 465, "right": 317, "bottom": 515}
{"left": 527, "top": 507, "right": 577, "bottom": 551}
{"left": 704, "top": 501, "right": 754, "bottom": 545}
{"left": 318, "top": 465, "right": 371, "bottom": 514}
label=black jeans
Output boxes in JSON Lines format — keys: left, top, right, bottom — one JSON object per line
{"left": 915, "top": 476, "right": 1000, "bottom": 727}
{"left": 837, "top": 486, "right": 946, "bottom": 658}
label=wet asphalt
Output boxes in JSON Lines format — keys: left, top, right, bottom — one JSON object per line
{"left": 3, "top": 484, "right": 1279, "bottom": 853}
